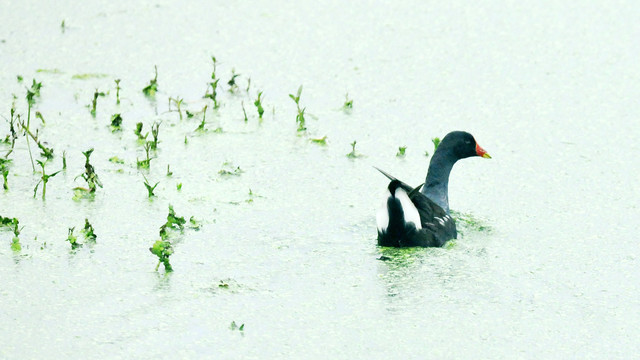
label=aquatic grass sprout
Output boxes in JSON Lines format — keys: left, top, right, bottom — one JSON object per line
{"left": 90, "top": 89, "right": 106, "bottom": 117}
{"left": 254, "top": 91, "right": 264, "bottom": 120}
{"left": 346, "top": 140, "right": 362, "bottom": 158}
{"left": 74, "top": 148, "right": 102, "bottom": 193}
{"left": 142, "top": 65, "right": 159, "bottom": 97}
{"left": 137, "top": 142, "right": 154, "bottom": 168}
{"left": 204, "top": 79, "right": 220, "bottom": 109}
{"left": 169, "top": 97, "right": 184, "bottom": 120}
{"left": 289, "top": 85, "right": 306, "bottom": 132}
{"left": 66, "top": 227, "right": 82, "bottom": 250}
{"left": 227, "top": 69, "right": 240, "bottom": 93}
{"left": 143, "top": 174, "right": 159, "bottom": 197}
{"left": 396, "top": 146, "right": 407, "bottom": 157}
{"left": 134, "top": 122, "right": 148, "bottom": 140}
{"left": 82, "top": 219, "right": 97, "bottom": 243}
{"left": 33, "top": 159, "right": 61, "bottom": 199}
{"left": 150, "top": 121, "right": 160, "bottom": 149}
{"left": 114, "top": 79, "right": 121, "bottom": 104}
{"left": 432, "top": 137, "right": 441, "bottom": 151}
{"left": 342, "top": 93, "right": 353, "bottom": 111}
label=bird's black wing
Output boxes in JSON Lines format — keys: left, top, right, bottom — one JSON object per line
{"left": 409, "top": 191, "right": 457, "bottom": 246}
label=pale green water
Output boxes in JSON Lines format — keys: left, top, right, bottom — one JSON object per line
{"left": 1, "top": 1, "right": 639, "bottom": 359}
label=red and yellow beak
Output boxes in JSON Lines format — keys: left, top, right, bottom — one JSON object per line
{"left": 476, "top": 143, "right": 491, "bottom": 159}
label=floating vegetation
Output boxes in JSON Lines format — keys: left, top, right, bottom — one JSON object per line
{"left": 289, "top": 85, "right": 307, "bottom": 132}
{"left": 396, "top": 146, "right": 407, "bottom": 157}
{"left": 108, "top": 156, "right": 124, "bottom": 164}
{"left": 218, "top": 161, "right": 243, "bottom": 176}
{"left": 310, "top": 136, "right": 327, "bottom": 145}
{"left": 166, "top": 165, "right": 172, "bottom": 177}
{"left": 450, "top": 210, "right": 493, "bottom": 234}
{"left": 62, "top": 151, "right": 67, "bottom": 170}
{"left": 254, "top": 91, "right": 264, "bottom": 120}
{"left": 72, "top": 73, "right": 109, "bottom": 80}
{"left": 159, "top": 205, "right": 186, "bottom": 238}
{"left": 33, "top": 159, "right": 61, "bottom": 200}
{"left": 142, "top": 65, "right": 158, "bottom": 97}
{"left": 142, "top": 174, "right": 159, "bottom": 198}
{"left": 110, "top": 113, "right": 123, "bottom": 131}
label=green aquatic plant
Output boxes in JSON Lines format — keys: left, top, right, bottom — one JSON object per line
{"left": 246, "top": 77, "right": 251, "bottom": 93}
{"left": 33, "top": 159, "right": 61, "bottom": 200}
{"left": 195, "top": 105, "right": 208, "bottom": 132}
{"left": 90, "top": 89, "right": 106, "bottom": 117}
{"left": 396, "top": 146, "right": 407, "bottom": 157}
{"left": 110, "top": 113, "right": 123, "bottom": 131}
{"left": 30, "top": 79, "right": 43, "bottom": 98}
{"left": 108, "top": 156, "right": 124, "bottom": 164}
{"left": 218, "top": 161, "right": 243, "bottom": 176}
{"left": 35, "top": 111, "right": 45, "bottom": 125}
{"left": 450, "top": 210, "right": 492, "bottom": 234}
{"left": 114, "top": 79, "right": 121, "bottom": 105}
{"left": 159, "top": 204, "right": 186, "bottom": 240}
{"left": 289, "top": 85, "right": 306, "bottom": 132}
{"left": 150, "top": 121, "right": 160, "bottom": 149}
{"left": 82, "top": 218, "right": 97, "bottom": 243}
{"left": 1, "top": 216, "right": 21, "bottom": 252}
{"left": 432, "top": 137, "right": 441, "bottom": 151}
{"left": 142, "top": 174, "right": 159, "bottom": 198}
{"left": 169, "top": 97, "right": 184, "bottom": 120}
{"left": 142, "top": 65, "right": 159, "bottom": 97}
{"left": 229, "top": 321, "right": 245, "bottom": 331}
{"left": 18, "top": 119, "right": 54, "bottom": 160}
{"left": 134, "top": 122, "right": 148, "bottom": 140}
{"left": 227, "top": 69, "right": 240, "bottom": 93}
{"left": 176, "top": 183, "right": 182, "bottom": 191}
{"left": 136, "top": 142, "right": 153, "bottom": 168}
{"left": 254, "top": 91, "right": 264, "bottom": 120}
{"left": 342, "top": 93, "right": 353, "bottom": 111}
{"left": 2, "top": 166, "right": 8, "bottom": 190}
{"left": 166, "top": 164, "right": 172, "bottom": 177}
{"left": 16, "top": 75, "right": 23, "bottom": 82}
{"left": 60, "top": 19, "right": 66, "bottom": 33}
{"left": 346, "top": 140, "right": 362, "bottom": 158}
{"left": 62, "top": 150, "right": 67, "bottom": 170}
{"left": 310, "top": 136, "right": 327, "bottom": 145}
{"left": 74, "top": 148, "right": 102, "bottom": 194}
{"left": 66, "top": 227, "right": 82, "bottom": 250}
{"left": 150, "top": 239, "right": 173, "bottom": 272}
{"left": 241, "top": 101, "right": 248, "bottom": 122}
{"left": 204, "top": 79, "right": 220, "bottom": 109}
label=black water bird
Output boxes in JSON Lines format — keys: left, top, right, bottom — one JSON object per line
{"left": 376, "top": 131, "right": 491, "bottom": 247}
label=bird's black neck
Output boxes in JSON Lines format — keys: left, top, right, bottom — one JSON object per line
{"left": 421, "top": 149, "right": 457, "bottom": 213}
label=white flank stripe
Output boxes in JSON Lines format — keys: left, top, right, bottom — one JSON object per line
{"left": 376, "top": 190, "right": 391, "bottom": 232}
{"left": 395, "top": 188, "right": 422, "bottom": 230}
